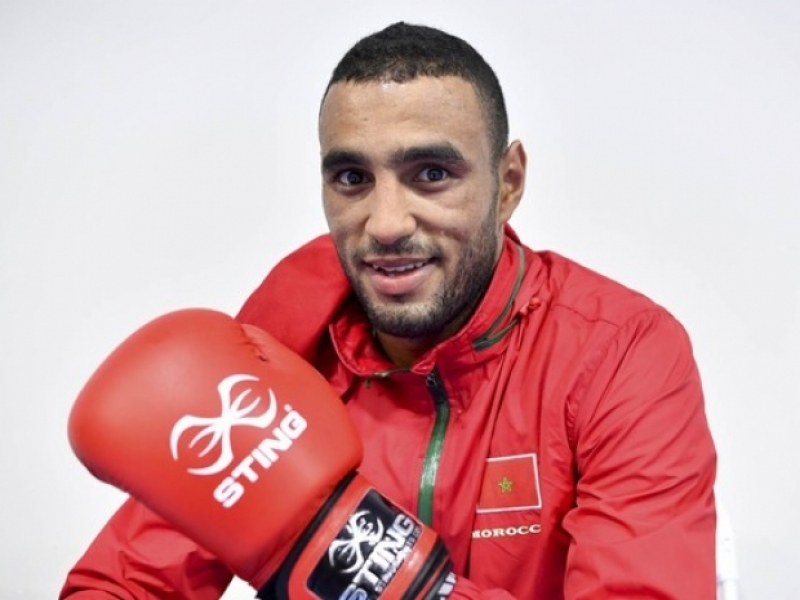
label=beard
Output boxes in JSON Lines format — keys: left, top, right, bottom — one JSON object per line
{"left": 338, "top": 203, "right": 501, "bottom": 340}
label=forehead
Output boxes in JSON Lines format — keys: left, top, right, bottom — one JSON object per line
{"left": 318, "top": 76, "right": 491, "bottom": 160}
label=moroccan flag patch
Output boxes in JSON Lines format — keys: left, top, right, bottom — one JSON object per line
{"left": 476, "top": 453, "right": 542, "bottom": 514}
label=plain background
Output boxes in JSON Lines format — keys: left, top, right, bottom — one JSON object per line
{"left": 1, "top": 1, "right": 798, "bottom": 598}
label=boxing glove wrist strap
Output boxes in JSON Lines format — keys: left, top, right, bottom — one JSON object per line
{"left": 259, "top": 472, "right": 454, "bottom": 600}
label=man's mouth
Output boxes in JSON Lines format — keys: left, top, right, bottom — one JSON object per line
{"left": 370, "top": 260, "right": 430, "bottom": 275}
{"left": 362, "top": 258, "right": 435, "bottom": 297}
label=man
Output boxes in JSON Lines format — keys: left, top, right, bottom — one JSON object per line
{"left": 61, "top": 22, "right": 716, "bottom": 599}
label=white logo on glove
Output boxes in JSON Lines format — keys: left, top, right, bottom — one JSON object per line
{"left": 170, "top": 374, "right": 277, "bottom": 475}
{"left": 328, "top": 510, "right": 385, "bottom": 573}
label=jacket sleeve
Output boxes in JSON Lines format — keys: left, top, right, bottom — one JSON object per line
{"left": 60, "top": 497, "right": 233, "bottom": 600}
{"left": 562, "top": 309, "right": 717, "bottom": 599}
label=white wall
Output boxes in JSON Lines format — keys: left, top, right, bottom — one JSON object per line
{"left": 1, "top": 1, "right": 798, "bottom": 598}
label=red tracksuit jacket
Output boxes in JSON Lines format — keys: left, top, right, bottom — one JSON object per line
{"left": 61, "top": 229, "right": 717, "bottom": 599}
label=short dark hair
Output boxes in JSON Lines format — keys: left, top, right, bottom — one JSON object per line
{"left": 324, "top": 22, "right": 509, "bottom": 165}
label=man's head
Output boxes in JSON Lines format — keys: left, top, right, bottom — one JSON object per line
{"left": 318, "top": 23, "right": 526, "bottom": 366}
{"left": 323, "top": 22, "right": 509, "bottom": 166}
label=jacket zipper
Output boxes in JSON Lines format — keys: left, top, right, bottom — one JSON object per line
{"left": 418, "top": 368, "right": 450, "bottom": 527}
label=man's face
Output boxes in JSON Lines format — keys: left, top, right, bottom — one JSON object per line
{"left": 319, "top": 76, "right": 518, "bottom": 345}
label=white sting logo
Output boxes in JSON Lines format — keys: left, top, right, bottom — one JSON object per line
{"left": 170, "top": 373, "right": 309, "bottom": 508}
{"left": 328, "top": 510, "right": 385, "bottom": 573}
{"left": 170, "top": 374, "right": 277, "bottom": 475}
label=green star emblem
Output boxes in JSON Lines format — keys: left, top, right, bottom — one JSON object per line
{"left": 498, "top": 476, "right": 513, "bottom": 494}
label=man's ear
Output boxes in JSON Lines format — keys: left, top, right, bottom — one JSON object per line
{"left": 497, "top": 141, "right": 526, "bottom": 223}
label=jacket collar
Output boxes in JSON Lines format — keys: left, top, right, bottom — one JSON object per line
{"left": 328, "top": 226, "right": 543, "bottom": 381}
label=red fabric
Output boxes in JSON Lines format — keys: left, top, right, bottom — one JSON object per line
{"left": 61, "top": 228, "right": 717, "bottom": 599}
{"left": 59, "top": 500, "right": 232, "bottom": 600}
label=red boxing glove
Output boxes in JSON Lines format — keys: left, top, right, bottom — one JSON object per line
{"left": 68, "top": 309, "right": 454, "bottom": 600}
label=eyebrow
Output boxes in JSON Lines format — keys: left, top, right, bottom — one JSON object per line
{"left": 321, "top": 143, "right": 466, "bottom": 173}
{"left": 391, "top": 143, "right": 466, "bottom": 166}
{"left": 321, "top": 149, "right": 369, "bottom": 173}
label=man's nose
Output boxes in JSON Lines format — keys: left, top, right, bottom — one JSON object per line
{"left": 363, "top": 178, "right": 416, "bottom": 246}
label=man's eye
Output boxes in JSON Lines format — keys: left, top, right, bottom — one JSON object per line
{"left": 336, "top": 170, "right": 368, "bottom": 186}
{"left": 417, "top": 167, "right": 449, "bottom": 183}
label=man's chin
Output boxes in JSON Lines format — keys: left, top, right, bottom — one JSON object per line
{"left": 364, "top": 304, "right": 443, "bottom": 339}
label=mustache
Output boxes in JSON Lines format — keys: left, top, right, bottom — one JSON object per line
{"left": 357, "top": 238, "right": 439, "bottom": 258}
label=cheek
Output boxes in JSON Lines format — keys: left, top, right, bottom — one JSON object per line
{"left": 437, "top": 201, "right": 494, "bottom": 242}
{"left": 326, "top": 216, "right": 360, "bottom": 261}
{"left": 327, "top": 219, "right": 360, "bottom": 252}
{"left": 321, "top": 192, "right": 340, "bottom": 228}
{"left": 322, "top": 199, "right": 355, "bottom": 238}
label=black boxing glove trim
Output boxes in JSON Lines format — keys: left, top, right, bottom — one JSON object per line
{"left": 418, "top": 568, "right": 457, "bottom": 600}
{"left": 401, "top": 541, "right": 453, "bottom": 600}
{"left": 257, "top": 471, "right": 357, "bottom": 599}
{"left": 261, "top": 477, "right": 451, "bottom": 600}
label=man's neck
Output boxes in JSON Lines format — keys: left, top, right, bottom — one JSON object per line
{"left": 373, "top": 304, "right": 477, "bottom": 368}
{"left": 374, "top": 331, "right": 435, "bottom": 369}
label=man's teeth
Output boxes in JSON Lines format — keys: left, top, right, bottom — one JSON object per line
{"left": 375, "top": 261, "right": 427, "bottom": 274}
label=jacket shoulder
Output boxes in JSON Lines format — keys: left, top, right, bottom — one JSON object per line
{"left": 535, "top": 250, "right": 675, "bottom": 327}
{"left": 236, "top": 234, "right": 350, "bottom": 360}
